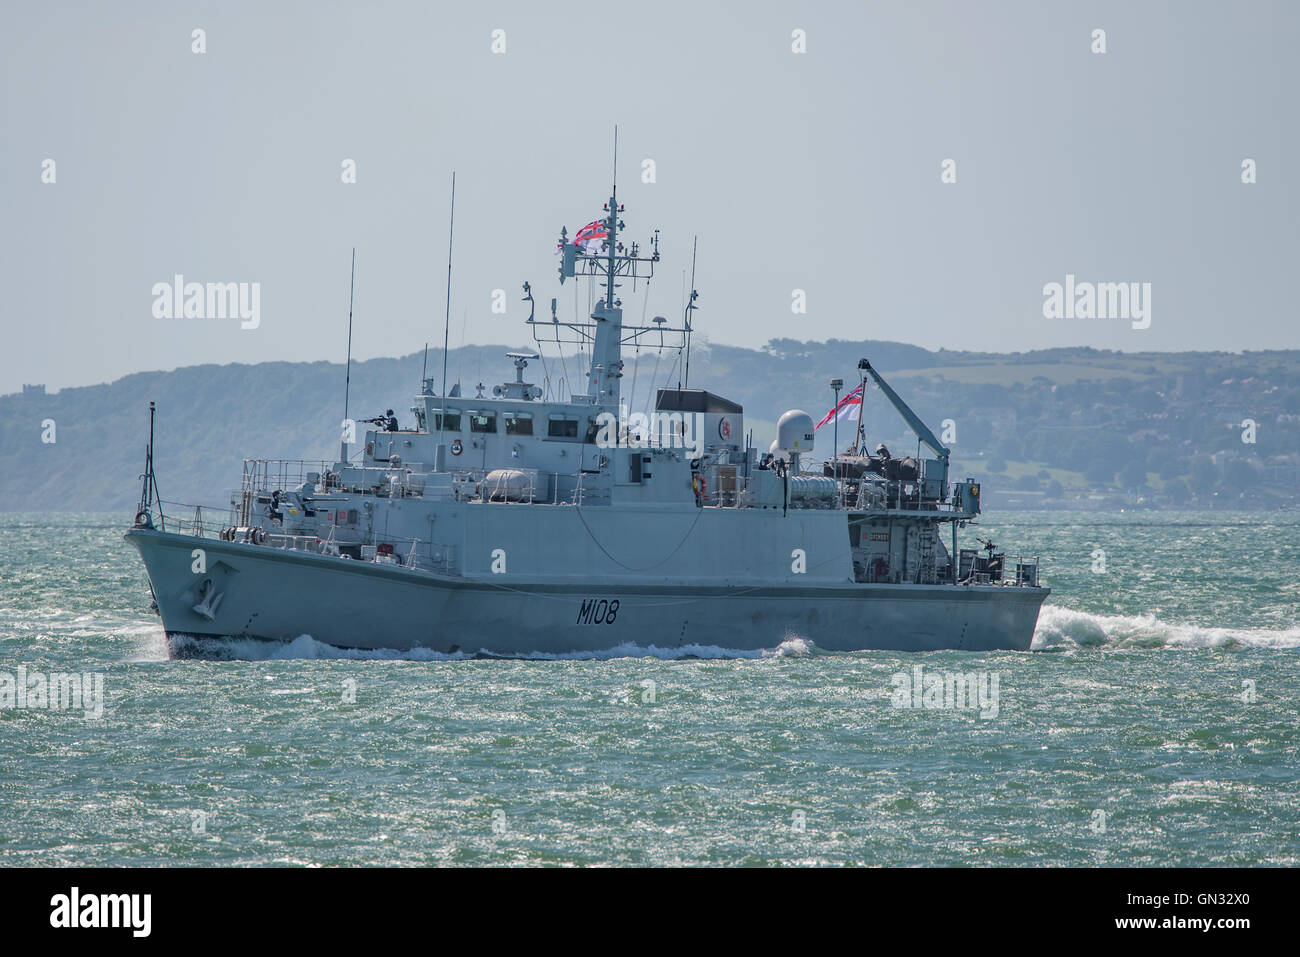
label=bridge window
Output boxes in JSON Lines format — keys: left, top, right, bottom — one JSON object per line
{"left": 432, "top": 408, "right": 461, "bottom": 431}
{"left": 469, "top": 411, "right": 497, "bottom": 434}
{"left": 505, "top": 412, "right": 533, "bottom": 436}
{"left": 548, "top": 415, "right": 579, "bottom": 438}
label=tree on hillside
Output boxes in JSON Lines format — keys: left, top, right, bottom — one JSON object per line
{"left": 1145, "top": 446, "right": 1175, "bottom": 476}
{"left": 996, "top": 436, "right": 1024, "bottom": 461}
{"left": 1158, "top": 455, "right": 1186, "bottom": 480}
{"left": 1085, "top": 460, "right": 1116, "bottom": 485}
{"left": 1165, "top": 478, "right": 1191, "bottom": 504}
{"left": 1119, "top": 458, "right": 1149, "bottom": 489}
{"left": 1224, "top": 457, "right": 1261, "bottom": 489}
{"left": 953, "top": 417, "right": 993, "bottom": 452}
{"left": 1189, "top": 458, "right": 1219, "bottom": 496}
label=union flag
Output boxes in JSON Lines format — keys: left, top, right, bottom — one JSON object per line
{"left": 815, "top": 383, "right": 864, "bottom": 430}
{"left": 573, "top": 218, "right": 610, "bottom": 255}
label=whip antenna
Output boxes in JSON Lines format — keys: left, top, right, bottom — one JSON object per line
{"left": 435, "top": 172, "right": 456, "bottom": 469}
{"left": 341, "top": 247, "right": 355, "bottom": 463}
{"left": 682, "top": 236, "right": 698, "bottom": 389}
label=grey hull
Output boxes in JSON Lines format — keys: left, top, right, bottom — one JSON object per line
{"left": 128, "top": 528, "right": 1049, "bottom": 655}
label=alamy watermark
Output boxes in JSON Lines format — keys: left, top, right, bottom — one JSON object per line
{"left": 593, "top": 411, "right": 705, "bottom": 459}
{"left": 152, "top": 274, "right": 260, "bottom": 329}
{"left": 890, "top": 665, "right": 1000, "bottom": 719}
{"left": 1, "top": 665, "right": 104, "bottom": 719}
{"left": 1042, "top": 274, "right": 1150, "bottom": 329}
{"left": 49, "top": 887, "right": 150, "bottom": 937}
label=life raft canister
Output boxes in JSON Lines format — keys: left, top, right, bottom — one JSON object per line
{"left": 451, "top": 439, "right": 463, "bottom": 456}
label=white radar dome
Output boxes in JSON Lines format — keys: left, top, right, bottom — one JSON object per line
{"left": 776, "top": 410, "right": 815, "bottom": 454}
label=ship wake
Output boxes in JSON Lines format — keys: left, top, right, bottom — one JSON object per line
{"left": 161, "top": 615, "right": 1299, "bottom": 661}
{"left": 166, "top": 632, "right": 826, "bottom": 662}
{"left": 1031, "top": 605, "right": 1300, "bottom": 651}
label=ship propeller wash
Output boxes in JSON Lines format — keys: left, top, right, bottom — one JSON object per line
{"left": 126, "top": 173, "right": 1049, "bottom": 655}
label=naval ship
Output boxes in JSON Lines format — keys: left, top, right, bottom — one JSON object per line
{"left": 126, "top": 175, "right": 1049, "bottom": 656}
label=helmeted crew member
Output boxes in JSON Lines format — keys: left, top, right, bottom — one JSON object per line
{"left": 385, "top": 409, "right": 398, "bottom": 432}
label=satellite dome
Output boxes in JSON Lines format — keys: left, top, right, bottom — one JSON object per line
{"left": 776, "top": 410, "right": 815, "bottom": 454}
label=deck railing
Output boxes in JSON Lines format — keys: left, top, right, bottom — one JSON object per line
{"left": 158, "top": 500, "right": 232, "bottom": 539}
{"left": 242, "top": 459, "right": 333, "bottom": 497}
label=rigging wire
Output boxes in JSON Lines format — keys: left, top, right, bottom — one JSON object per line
{"left": 572, "top": 500, "right": 705, "bottom": 572}
{"left": 626, "top": 275, "right": 652, "bottom": 415}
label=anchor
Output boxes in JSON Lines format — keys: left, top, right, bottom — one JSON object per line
{"left": 191, "top": 578, "right": 225, "bottom": 621}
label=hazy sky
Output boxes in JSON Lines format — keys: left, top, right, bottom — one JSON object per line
{"left": 3, "top": 0, "right": 1296, "bottom": 394}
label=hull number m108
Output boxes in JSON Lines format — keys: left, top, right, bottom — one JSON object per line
{"left": 577, "top": 598, "right": 620, "bottom": 625}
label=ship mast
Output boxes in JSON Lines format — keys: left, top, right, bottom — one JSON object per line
{"left": 548, "top": 130, "right": 668, "bottom": 411}
{"left": 605, "top": 128, "right": 618, "bottom": 310}
{"left": 585, "top": 130, "right": 623, "bottom": 405}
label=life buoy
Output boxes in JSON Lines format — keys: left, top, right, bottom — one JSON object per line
{"left": 451, "top": 439, "right": 463, "bottom": 456}
{"left": 134, "top": 510, "right": 153, "bottom": 529}
{"left": 692, "top": 473, "right": 707, "bottom": 499}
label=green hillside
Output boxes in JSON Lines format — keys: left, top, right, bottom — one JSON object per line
{"left": 4, "top": 341, "right": 1298, "bottom": 513}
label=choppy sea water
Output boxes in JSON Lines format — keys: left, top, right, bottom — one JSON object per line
{"left": 1, "top": 510, "right": 1297, "bottom": 866}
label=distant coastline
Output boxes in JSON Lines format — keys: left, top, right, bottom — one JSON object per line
{"left": 3, "top": 340, "right": 1295, "bottom": 512}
